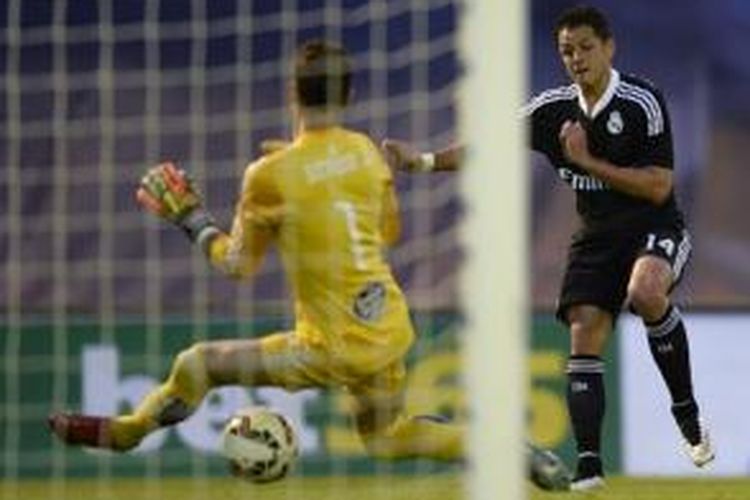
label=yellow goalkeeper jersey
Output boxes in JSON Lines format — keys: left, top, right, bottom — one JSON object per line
{"left": 210, "top": 126, "right": 414, "bottom": 372}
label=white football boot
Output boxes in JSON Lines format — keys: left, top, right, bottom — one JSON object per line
{"left": 684, "top": 422, "right": 715, "bottom": 468}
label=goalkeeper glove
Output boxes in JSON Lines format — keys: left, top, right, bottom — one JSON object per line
{"left": 136, "top": 161, "right": 220, "bottom": 254}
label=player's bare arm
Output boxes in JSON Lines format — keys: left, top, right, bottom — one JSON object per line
{"left": 381, "top": 139, "right": 464, "bottom": 172}
{"left": 559, "top": 120, "right": 672, "bottom": 205}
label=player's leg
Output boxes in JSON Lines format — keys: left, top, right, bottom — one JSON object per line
{"left": 627, "top": 229, "right": 713, "bottom": 466}
{"left": 351, "top": 366, "right": 571, "bottom": 490}
{"left": 564, "top": 304, "right": 612, "bottom": 490}
{"left": 351, "top": 364, "right": 463, "bottom": 461}
{"left": 556, "top": 231, "right": 629, "bottom": 490}
{"left": 354, "top": 397, "right": 463, "bottom": 461}
{"left": 49, "top": 333, "right": 298, "bottom": 451}
{"left": 114, "top": 338, "right": 283, "bottom": 448}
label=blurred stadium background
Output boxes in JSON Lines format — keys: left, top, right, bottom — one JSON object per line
{"left": 2, "top": 0, "right": 750, "bottom": 497}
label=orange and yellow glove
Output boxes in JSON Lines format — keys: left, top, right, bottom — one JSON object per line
{"left": 136, "top": 161, "right": 220, "bottom": 253}
{"left": 136, "top": 161, "right": 201, "bottom": 221}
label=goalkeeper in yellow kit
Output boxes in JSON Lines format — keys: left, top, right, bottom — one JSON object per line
{"left": 48, "top": 39, "right": 569, "bottom": 490}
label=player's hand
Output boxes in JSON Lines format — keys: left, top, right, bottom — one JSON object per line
{"left": 559, "top": 120, "right": 593, "bottom": 168}
{"left": 260, "top": 139, "right": 290, "bottom": 155}
{"left": 381, "top": 139, "right": 427, "bottom": 172}
{"left": 136, "top": 161, "right": 202, "bottom": 223}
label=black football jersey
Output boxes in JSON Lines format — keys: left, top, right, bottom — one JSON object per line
{"left": 525, "top": 69, "right": 684, "bottom": 232}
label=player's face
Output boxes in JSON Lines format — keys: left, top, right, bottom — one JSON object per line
{"left": 557, "top": 26, "right": 614, "bottom": 91}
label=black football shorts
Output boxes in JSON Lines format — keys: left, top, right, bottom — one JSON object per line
{"left": 555, "top": 226, "right": 691, "bottom": 324}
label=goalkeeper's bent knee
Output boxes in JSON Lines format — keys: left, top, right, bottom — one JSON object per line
{"left": 168, "top": 343, "right": 212, "bottom": 405}
{"left": 139, "top": 343, "right": 212, "bottom": 427}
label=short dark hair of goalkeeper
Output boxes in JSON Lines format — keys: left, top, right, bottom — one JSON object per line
{"left": 292, "top": 40, "right": 353, "bottom": 109}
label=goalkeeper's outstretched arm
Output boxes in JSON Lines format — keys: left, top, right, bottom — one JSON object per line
{"left": 136, "top": 160, "right": 275, "bottom": 279}
{"left": 381, "top": 139, "right": 464, "bottom": 172}
{"left": 204, "top": 161, "right": 278, "bottom": 278}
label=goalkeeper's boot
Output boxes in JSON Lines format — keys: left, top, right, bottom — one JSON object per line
{"left": 48, "top": 412, "right": 126, "bottom": 452}
{"left": 526, "top": 442, "right": 571, "bottom": 491}
{"left": 570, "top": 452, "right": 605, "bottom": 491}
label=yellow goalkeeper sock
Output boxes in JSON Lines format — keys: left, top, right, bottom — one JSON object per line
{"left": 364, "top": 414, "right": 464, "bottom": 461}
{"left": 109, "top": 344, "right": 211, "bottom": 450}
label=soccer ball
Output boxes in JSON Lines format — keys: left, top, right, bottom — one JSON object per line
{"left": 220, "top": 406, "right": 298, "bottom": 483}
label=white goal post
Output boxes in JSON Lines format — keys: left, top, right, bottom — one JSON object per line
{"left": 460, "top": 1, "right": 528, "bottom": 499}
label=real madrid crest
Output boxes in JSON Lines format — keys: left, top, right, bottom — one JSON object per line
{"left": 607, "top": 110, "right": 624, "bottom": 135}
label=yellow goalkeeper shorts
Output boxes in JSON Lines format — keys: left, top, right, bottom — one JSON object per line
{"left": 259, "top": 329, "right": 409, "bottom": 400}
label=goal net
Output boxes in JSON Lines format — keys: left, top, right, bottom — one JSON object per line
{"left": 1, "top": 1, "right": 524, "bottom": 499}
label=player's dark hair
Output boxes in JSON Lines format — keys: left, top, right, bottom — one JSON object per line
{"left": 294, "top": 39, "right": 352, "bottom": 108}
{"left": 554, "top": 5, "right": 612, "bottom": 42}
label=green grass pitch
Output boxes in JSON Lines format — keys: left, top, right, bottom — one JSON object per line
{"left": 4, "top": 475, "right": 750, "bottom": 500}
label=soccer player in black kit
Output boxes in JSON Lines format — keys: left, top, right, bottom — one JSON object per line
{"left": 382, "top": 5, "right": 714, "bottom": 491}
